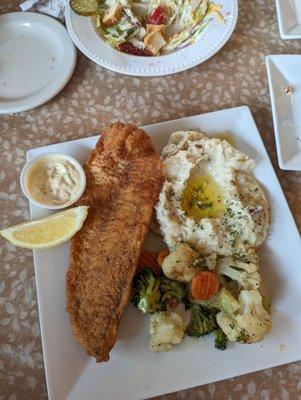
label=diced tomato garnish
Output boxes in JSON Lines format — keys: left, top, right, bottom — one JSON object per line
{"left": 117, "top": 42, "right": 152, "bottom": 56}
{"left": 148, "top": 6, "right": 166, "bottom": 25}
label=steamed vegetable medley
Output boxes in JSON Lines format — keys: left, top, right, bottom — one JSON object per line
{"left": 133, "top": 244, "right": 271, "bottom": 352}
{"left": 70, "top": 0, "right": 224, "bottom": 56}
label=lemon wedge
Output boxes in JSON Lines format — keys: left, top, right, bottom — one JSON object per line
{"left": 0, "top": 206, "right": 88, "bottom": 249}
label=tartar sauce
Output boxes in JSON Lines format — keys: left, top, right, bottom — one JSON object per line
{"left": 25, "top": 155, "right": 83, "bottom": 206}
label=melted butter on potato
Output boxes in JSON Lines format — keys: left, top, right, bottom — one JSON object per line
{"left": 181, "top": 173, "right": 225, "bottom": 220}
{"left": 215, "top": 133, "right": 236, "bottom": 147}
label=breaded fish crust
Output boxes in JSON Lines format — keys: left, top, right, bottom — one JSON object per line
{"left": 66, "top": 122, "right": 162, "bottom": 362}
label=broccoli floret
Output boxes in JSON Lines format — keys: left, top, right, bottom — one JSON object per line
{"left": 186, "top": 304, "right": 218, "bottom": 337}
{"left": 132, "top": 268, "right": 162, "bottom": 314}
{"left": 160, "top": 277, "right": 186, "bottom": 303}
{"left": 132, "top": 269, "right": 186, "bottom": 313}
{"left": 215, "top": 328, "right": 227, "bottom": 350}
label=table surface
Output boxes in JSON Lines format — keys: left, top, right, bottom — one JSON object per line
{"left": 1, "top": 1, "right": 301, "bottom": 399}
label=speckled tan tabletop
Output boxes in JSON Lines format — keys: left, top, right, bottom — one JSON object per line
{"left": 1, "top": 0, "right": 301, "bottom": 399}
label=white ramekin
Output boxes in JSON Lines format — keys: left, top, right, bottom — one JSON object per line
{"left": 20, "top": 153, "right": 86, "bottom": 210}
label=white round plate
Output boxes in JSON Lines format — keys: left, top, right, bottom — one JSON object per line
{"left": 65, "top": 0, "right": 238, "bottom": 77}
{"left": 0, "top": 12, "right": 77, "bottom": 114}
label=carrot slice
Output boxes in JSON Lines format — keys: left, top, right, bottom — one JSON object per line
{"left": 191, "top": 271, "right": 219, "bottom": 301}
{"left": 157, "top": 248, "right": 169, "bottom": 266}
{"left": 137, "top": 251, "right": 161, "bottom": 275}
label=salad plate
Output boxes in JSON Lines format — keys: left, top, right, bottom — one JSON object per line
{"left": 27, "top": 106, "right": 301, "bottom": 400}
{"left": 0, "top": 12, "right": 76, "bottom": 114}
{"left": 266, "top": 55, "right": 301, "bottom": 170}
{"left": 65, "top": 0, "right": 238, "bottom": 76}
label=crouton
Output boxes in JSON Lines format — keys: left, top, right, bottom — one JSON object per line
{"left": 102, "top": 4, "right": 123, "bottom": 27}
{"left": 146, "top": 24, "right": 166, "bottom": 35}
{"left": 144, "top": 29, "right": 166, "bottom": 55}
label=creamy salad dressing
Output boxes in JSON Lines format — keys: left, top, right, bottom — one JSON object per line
{"left": 25, "top": 155, "right": 82, "bottom": 206}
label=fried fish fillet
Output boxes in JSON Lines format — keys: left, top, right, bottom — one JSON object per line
{"left": 66, "top": 122, "right": 162, "bottom": 362}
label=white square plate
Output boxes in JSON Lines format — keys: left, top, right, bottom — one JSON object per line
{"left": 275, "top": 0, "right": 301, "bottom": 39}
{"left": 27, "top": 106, "right": 301, "bottom": 400}
{"left": 266, "top": 55, "right": 301, "bottom": 170}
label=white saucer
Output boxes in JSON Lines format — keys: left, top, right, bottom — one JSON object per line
{"left": 0, "top": 12, "right": 77, "bottom": 114}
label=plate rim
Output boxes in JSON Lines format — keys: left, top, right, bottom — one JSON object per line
{"left": 65, "top": 0, "right": 238, "bottom": 76}
{"left": 0, "top": 11, "right": 77, "bottom": 115}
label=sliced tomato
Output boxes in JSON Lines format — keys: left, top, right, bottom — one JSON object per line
{"left": 118, "top": 43, "right": 152, "bottom": 56}
{"left": 148, "top": 6, "right": 166, "bottom": 25}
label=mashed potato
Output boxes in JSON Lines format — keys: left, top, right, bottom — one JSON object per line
{"left": 156, "top": 131, "right": 270, "bottom": 256}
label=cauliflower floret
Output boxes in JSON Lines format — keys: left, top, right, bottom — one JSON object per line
{"left": 205, "top": 253, "right": 217, "bottom": 270}
{"left": 193, "top": 253, "right": 217, "bottom": 270}
{"left": 239, "top": 248, "right": 259, "bottom": 265}
{"left": 161, "top": 243, "right": 199, "bottom": 282}
{"left": 217, "top": 256, "right": 260, "bottom": 290}
{"left": 149, "top": 311, "right": 185, "bottom": 352}
{"left": 216, "top": 289, "right": 271, "bottom": 344}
